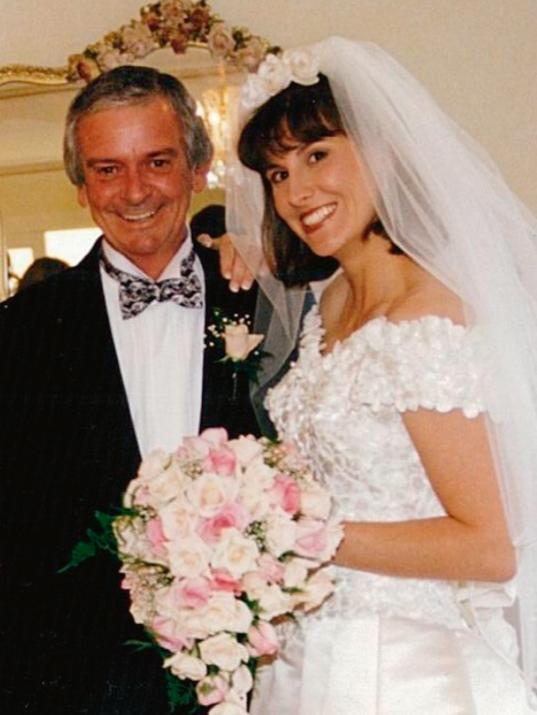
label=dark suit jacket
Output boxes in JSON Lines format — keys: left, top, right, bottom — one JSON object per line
{"left": 0, "top": 238, "right": 261, "bottom": 714}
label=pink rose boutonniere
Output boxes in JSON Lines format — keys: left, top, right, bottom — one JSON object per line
{"left": 207, "top": 308, "right": 268, "bottom": 400}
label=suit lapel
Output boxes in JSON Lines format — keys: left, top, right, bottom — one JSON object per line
{"left": 75, "top": 240, "right": 141, "bottom": 461}
{"left": 195, "top": 242, "right": 225, "bottom": 430}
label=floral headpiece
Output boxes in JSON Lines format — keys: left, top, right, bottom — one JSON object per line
{"left": 239, "top": 48, "right": 320, "bottom": 118}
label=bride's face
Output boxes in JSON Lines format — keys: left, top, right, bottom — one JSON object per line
{"left": 265, "top": 134, "right": 377, "bottom": 260}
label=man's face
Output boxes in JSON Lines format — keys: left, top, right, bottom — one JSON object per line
{"left": 76, "top": 96, "right": 208, "bottom": 279}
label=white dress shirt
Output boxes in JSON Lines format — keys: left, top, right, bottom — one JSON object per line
{"left": 101, "top": 236, "right": 205, "bottom": 456}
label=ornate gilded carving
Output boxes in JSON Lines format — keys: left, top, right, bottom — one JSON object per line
{"left": 0, "top": 1, "right": 276, "bottom": 88}
{"left": 0, "top": 64, "right": 69, "bottom": 88}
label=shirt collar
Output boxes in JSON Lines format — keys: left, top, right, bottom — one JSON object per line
{"left": 101, "top": 229, "right": 194, "bottom": 281}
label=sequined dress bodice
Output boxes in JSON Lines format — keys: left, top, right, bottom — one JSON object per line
{"left": 266, "top": 307, "right": 491, "bottom": 630}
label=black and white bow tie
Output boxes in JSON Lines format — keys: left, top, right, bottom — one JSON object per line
{"left": 100, "top": 249, "right": 204, "bottom": 319}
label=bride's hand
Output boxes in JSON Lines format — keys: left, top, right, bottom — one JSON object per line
{"left": 196, "top": 232, "right": 256, "bottom": 293}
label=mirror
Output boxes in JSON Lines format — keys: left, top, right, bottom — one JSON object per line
{"left": 0, "top": 1, "right": 274, "bottom": 297}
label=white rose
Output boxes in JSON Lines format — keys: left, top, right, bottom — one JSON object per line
{"left": 199, "top": 633, "right": 249, "bottom": 671}
{"left": 154, "top": 588, "right": 212, "bottom": 640}
{"left": 241, "top": 458, "right": 276, "bottom": 488}
{"left": 265, "top": 511, "right": 296, "bottom": 557}
{"left": 294, "top": 569, "right": 335, "bottom": 612}
{"left": 231, "top": 664, "right": 254, "bottom": 697}
{"left": 283, "top": 48, "right": 320, "bottom": 86}
{"left": 238, "top": 481, "right": 272, "bottom": 521}
{"left": 203, "top": 592, "right": 253, "bottom": 634}
{"left": 230, "top": 435, "right": 264, "bottom": 467}
{"left": 126, "top": 451, "right": 184, "bottom": 509}
{"left": 258, "top": 53, "right": 293, "bottom": 95}
{"left": 164, "top": 652, "right": 207, "bottom": 681}
{"left": 159, "top": 501, "right": 197, "bottom": 543}
{"left": 138, "top": 449, "right": 170, "bottom": 480}
{"left": 211, "top": 528, "right": 260, "bottom": 579}
{"left": 283, "top": 557, "right": 311, "bottom": 589}
{"left": 239, "top": 73, "right": 271, "bottom": 113}
{"left": 241, "top": 571, "right": 266, "bottom": 600}
{"left": 257, "top": 583, "right": 293, "bottom": 619}
{"left": 168, "top": 536, "right": 210, "bottom": 579}
{"left": 113, "top": 515, "right": 153, "bottom": 561}
{"left": 223, "top": 324, "right": 264, "bottom": 361}
{"left": 299, "top": 482, "right": 331, "bottom": 520}
{"left": 188, "top": 473, "right": 238, "bottom": 518}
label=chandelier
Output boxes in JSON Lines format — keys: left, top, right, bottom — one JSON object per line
{"left": 196, "top": 85, "right": 231, "bottom": 190}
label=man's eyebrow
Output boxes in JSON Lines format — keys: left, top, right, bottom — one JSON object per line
{"left": 146, "top": 148, "right": 179, "bottom": 158}
{"left": 85, "top": 157, "right": 119, "bottom": 167}
{"left": 85, "top": 148, "right": 180, "bottom": 166}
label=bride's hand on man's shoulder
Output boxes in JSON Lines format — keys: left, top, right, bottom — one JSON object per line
{"left": 196, "top": 232, "right": 259, "bottom": 293}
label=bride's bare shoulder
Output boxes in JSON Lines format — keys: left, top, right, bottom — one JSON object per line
{"left": 387, "top": 284, "right": 466, "bottom": 326}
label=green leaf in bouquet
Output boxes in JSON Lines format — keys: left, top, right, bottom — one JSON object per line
{"left": 164, "top": 670, "right": 205, "bottom": 714}
{"left": 124, "top": 639, "right": 156, "bottom": 653}
{"left": 59, "top": 507, "right": 136, "bottom": 572}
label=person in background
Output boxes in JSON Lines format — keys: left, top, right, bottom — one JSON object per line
{"left": 0, "top": 65, "right": 259, "bottom": 714}
{"left": 17, "top": 255, "right": 69, "bottom": 292}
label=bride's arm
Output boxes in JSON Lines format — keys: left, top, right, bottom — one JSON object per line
{"left": 332, "top": 408, "right": 516, "bottom": 582}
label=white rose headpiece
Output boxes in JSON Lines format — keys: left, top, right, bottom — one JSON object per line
{"left": 239, "top": 48, "right": 320, "bottom": 120}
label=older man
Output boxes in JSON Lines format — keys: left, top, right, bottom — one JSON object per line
{"left": 0, "top": 66, "right": 259, "bottom": 714}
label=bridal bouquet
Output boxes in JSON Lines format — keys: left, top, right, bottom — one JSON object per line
{"left": 95, "top": 429, "right": 342, "bottom": 713}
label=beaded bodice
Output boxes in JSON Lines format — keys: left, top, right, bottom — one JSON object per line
{"left": 267, "top": 307, "right": 490, "bottom": 629}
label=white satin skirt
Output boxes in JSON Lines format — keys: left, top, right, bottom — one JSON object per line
{"left": 250, "top": 615, "right": 533, "bottom": 714}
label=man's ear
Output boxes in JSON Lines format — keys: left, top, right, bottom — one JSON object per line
{"left": 77, "top": 184, "right": 88, "bottom": 208}
{"left": 192, "top": 160, "right": 211, "bottom": 194}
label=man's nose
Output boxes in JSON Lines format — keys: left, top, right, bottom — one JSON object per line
{"left": 122, "top": 167, "right": 151, "bottom": 203}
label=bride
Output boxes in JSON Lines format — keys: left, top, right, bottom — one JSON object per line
{"left": 226, "top": 37, "right": 537, "bottom": 712}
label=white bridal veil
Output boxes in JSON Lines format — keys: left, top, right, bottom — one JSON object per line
{"left": 226, "top": 37, "right": 537, "bottom": 699}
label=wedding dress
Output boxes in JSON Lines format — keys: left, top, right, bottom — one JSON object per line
{"left": 251, "top": 307, "right": 532, "bottom": 714}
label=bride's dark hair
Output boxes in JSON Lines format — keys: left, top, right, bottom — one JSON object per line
{"left": 238, "top": 73, "right": 400, "bottom": 286}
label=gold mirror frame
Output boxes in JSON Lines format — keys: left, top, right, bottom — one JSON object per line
{"left": 0, "top": 1, "right": 276, "bottom": 89}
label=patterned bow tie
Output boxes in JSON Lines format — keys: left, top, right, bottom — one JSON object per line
{"left": 100, "top": 249, "right": 204, "bottom": 319}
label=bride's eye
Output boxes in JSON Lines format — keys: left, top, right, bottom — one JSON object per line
{"left": 266, "top": 169, "right": 288, "bottom": 185}
{"left": 308, "top": 149, "right": 328, "bottom": 164}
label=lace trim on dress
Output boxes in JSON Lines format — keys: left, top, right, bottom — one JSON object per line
{"left": 298, "top": 306, "right": 489, "bottom": 418}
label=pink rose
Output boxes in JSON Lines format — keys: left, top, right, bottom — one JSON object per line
{"left": 181, "top": 428, "right": 228, "bottom": 460}
{"left": 294, "top": 518, "right": 343, "bottom": 562}
{"left": 257, "top": 553, "right": 285, "bottom": 584}
{"left": 203, "top": 445, "right": 237, "bottom": 476}
{"left": 199, "top": 502, "right": 251, "bottom": 544}
{"left": 174, "top": 577, "right": 211, "bottom": 609}
{"left": 209, "top": 569, "right": 242, "bottom": 594}
{"left": 146, "top": 516, "right": 167, "bottom": 558}
{"left": 151, "top": 615, "right": 192, "bottom": 652}
{"left": 196, "top": 673, "right": 230, "bottom": 707}
{"left": 247, "top": 621, "right": 279, "bottom": 657}
{"left": 294, "top": 518, "right": 328, "bottom": 558}
{"left": 269, "top": 474, "right": 300, "bottom": 514}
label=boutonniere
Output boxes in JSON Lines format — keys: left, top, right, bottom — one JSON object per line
{"left": 207, "top": 308, "right": 268, "bottom": 389}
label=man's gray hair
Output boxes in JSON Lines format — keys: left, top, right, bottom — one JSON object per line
{"left": 64, "top": 65, "right": 213, "bottom": 186}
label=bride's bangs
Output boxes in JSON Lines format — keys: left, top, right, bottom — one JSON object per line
{"left": 238, "top": 74, "right": 345, "bottom": 175}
